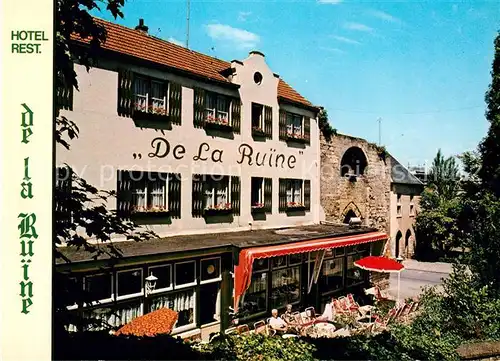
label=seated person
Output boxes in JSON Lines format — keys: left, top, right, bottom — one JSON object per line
{"left": 317, "top": 297, "right": 336, "bottom": 322}
{"left": 268, "top": 309, "right": 288, "bottom": 333}
{"left": 283, "top": 304, "right": 295, "bottom": 323}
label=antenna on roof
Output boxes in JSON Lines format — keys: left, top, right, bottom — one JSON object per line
{"left": 186, "top": 0, "right": 190, "bottom": 49}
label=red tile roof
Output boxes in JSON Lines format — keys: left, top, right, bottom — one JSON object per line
{"left": 73, "top": 18, "right": 315, "bottom": 108}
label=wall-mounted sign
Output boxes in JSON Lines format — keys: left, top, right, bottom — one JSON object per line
{"left": 146, "top": 137, "right": 300, "bottom": 169}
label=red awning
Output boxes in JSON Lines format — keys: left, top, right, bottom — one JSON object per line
{"left": 354, "top": 256, "right": 404, "bottom": 273}
{"left": 233, "top": 231, "right": 388, "bottom": 310}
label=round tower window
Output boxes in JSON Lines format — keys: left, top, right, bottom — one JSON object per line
{"left": 253, "top": 72, "right": 263, "bottom": 85}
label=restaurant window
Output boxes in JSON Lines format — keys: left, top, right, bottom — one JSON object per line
{"left": 83, "top": 273, "right": 113, "bottom": 305}
{"left": 117, "top": 269, "right": 143, "bottom": 300}
{"left": 200, "top": 282, "right": 221, "bottom": 325}
{"left": 253, "top": 258, "right": 269, "bottom": 272}
{"left": 240, "top": 272, "right": 267, "bottom": 315}
{"left": 289, "top": 254, "right": 302, "bottom": 265}
{"left": 150, "top": 289, "right": 195, "bottom": 330}
{"left": 117, "top": 171, "right": 181, "bottom": 219}
{"left": 205, "top": 92, "right": 230, "bottom": 125}
{"left": 271, "top": 266, "right": 301, "bottom": 309}
{"left": 346, "top": 254, "right": 365, "bottom": 286}
{"left": 319, "top": 258, "right": 344, "bottom": 292}
{"left": 84, "top": 300, "right": 143, "bottom": 331}
{"left": 175, "top": 261, "right": 196, "bottom": 288}
{"left": 148, "top": 264, "right": 172, "bottom": 293}
{"left": 201, "top": 258, "right": 221, "bottom": 283}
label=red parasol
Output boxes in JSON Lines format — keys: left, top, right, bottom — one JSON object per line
{"left": 114, "top": 308, "right": 178, "bottom": 337}
{"left": 354, "top": 256, "right": 405, "bottom": 301}
{"left": 354, "top": 256, "right": 404, "bottom": 273}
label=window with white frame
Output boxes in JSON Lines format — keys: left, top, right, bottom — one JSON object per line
{"left": 117, "top": 269, "right": 143, "bottom": 300}
{"left": 130, "top": 172, "right": 168, "bottom": 213}
{"left": 200, "top": 258, "right": 221, "bottom": 283}
{"left": 205, "top": 92, "right": 230, "bottom": 125}
{"left": 83, "top": 273, "right": 114, "bottom": 305}
{"left": 397, "top": 193, "right": 402, "bottom": 217}
{"left": 252, "top": 103, "right": 264, "bottom": 130}
{"left": 148, "top": 264, "right": 173, "bottom": 293}
{"left": 286, "top": 179, "right": 303, "bottom": 206}
{"left": 134, "top": 76, "right": 168, "bottom": 115}
{"left": 149, "top": 289, "right": 195, "bottom": 330}
{"left": 286, "top": 112, "right": 303, "bottom": 137}
{"left": 251, "top": 177, "right": 264, "bottom": 208}
{"left": 175, "top": 261, "right": 196, "bottom": 288}
{"left": 409, "top": 195, "right": 415, "bottom": 216}
{"left": 204, "top": 176, "right": 230, "bottom": 210}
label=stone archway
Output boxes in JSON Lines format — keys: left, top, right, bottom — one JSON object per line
{"left": 340, "top": 146, "right": 368, "bottom": 177}
{"left": 405, "top": 229, "right": 413, "bottom": 258}
{"left": 395, "top": 231, "right": 403, "bottom": 258}
{"left": 341, "top": 202, "right": 362, "bottom": 224}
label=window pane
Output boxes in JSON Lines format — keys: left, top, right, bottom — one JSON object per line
{"left": 84, "top": 274, "right": 112, "bottom": 301}
{"left": 271, "top": 256, "right": 287, "bottom": 269}
{"left": 201, "top": 258, "right": 221, "bottom": 282}
{"left": 84, "top": 301, "right": 143, "bottom": 331}
{"left": 252, "top": 103, "right": 262, "bottom": 128}
{"left": 320, "top": 258, "right": 343, "bottom": 293}
{"left": 271, "top": 266, "right": 300, "bottom": 309}
{"left": 117, "top": 269, "right": 143, "bottom": 297}
{"left": 240, "top": 272, "right": 267, "bottom": 314}
{"left": 148, "top": 265, "right": 171, "bottom": 290}
{"left": 175, "top": 261, "right": 195, "bottom": 286}
{"left": 253, "top": 259, "right": 268, "bottom": 272}
{"left": 289, "top": 254, "right": 302, "bottom": 265}
{"left": 251, "top": 177, "right": 263, "bottom": 206}
{"left": 205, "top": 93, "right": 216, "bottom": 110}
{"left": 347, "top": 255, "right": 365, "bottom": 286}
{"left": 151, "top": 81, "right": 164, "bottom": 99}
{"left": 149, "top": 290, "right": 195, "bottom": 328}
{"left": 148, "top": 177, "right": 165, "bottom": 209}
{"left": 200, "top": 282, "right": 220, "bottom": 325}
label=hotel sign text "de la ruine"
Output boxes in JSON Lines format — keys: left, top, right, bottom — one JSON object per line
{"left": 147, "top": 137, "right": 302, "bottom": 170}
{"left": 19, "top": 104, "right": 37, "bottom": 314}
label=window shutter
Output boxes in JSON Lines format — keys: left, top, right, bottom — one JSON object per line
{"left": 279, "top": 178, "right": 287, "bottom": 213}
{"left": 116, "top": 170, "right": 133, "bottom": 217}
{"left": 193, "top": 88, "right": 206, "bottom": 128}
{"left": 168, "top": 173, "right": 182, "bottom": 219}
{"left": 169, "top": 82, "right": 182, "bottom": 125}
{"left": 231, "top": 98, "right": 241, "bottom": 134}
{"left": 264, "top": 105, "right": 273, "bottom": 139}
{"left": 56, "top": 75, "right": 73, "bottom": 111}
{"left": 304, "top": 180, "right": 311, "bottom": 211}
{"left": 231, "top": 176, "right": 241, "bottom": 215}
{"left": 117, "top": 69, "right": 134, "bottom": 117}
{"left": 304, "top": 117, "right": 310, "bottom": 145}
{"left": 264, "top": 178, "right": 272, "bottom": 213}
{"left": 192, "top": 174, "right": 204, "bottom": 217}
{"left": 279, "top": 109, "right": 287, "bottom": 140}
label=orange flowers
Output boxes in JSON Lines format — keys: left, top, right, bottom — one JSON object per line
{"left": 115, "top": 308, "right": 178, "bottom": 337}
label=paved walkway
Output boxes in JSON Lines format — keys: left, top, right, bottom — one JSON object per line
{"left": 387, "top": 260, "right": 452, "bottom": 300}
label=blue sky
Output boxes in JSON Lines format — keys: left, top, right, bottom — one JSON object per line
{"left": 92, "top": 0, "right": 499, "bottom": 168}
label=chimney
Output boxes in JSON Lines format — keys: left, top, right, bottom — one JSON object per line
{"left": 135, "top": 19, "right": 149, "bottom": 34}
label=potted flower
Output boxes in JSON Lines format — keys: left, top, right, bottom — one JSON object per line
{"left": 204, "top": 202, "right": 233, "bottom": 216}
{"left": 286, "top": 132, "right": 307, "bottom": 143}
{"left": 133, "top": 102, "right": 169, "bottom": 121}
{"left": 204, "top": 113, "right": 233, "bottom": 131}
{"left": 252, "top": 126, "right": 266, "bottom": 137}
{"left": 286, "top": 201, "right": 306, "bottom": 211}
{"left": 131, "top": 205, "right": 170, "bottom": 217}
{"left": 251, "top": 202, "right": 266, "bottom": 213}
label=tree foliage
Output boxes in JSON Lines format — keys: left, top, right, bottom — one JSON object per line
{"left": 318, "top": 108, "right": 337, "bottom": 141}
{"left": 428, "top": 148, "right": 460, "bottom": 200}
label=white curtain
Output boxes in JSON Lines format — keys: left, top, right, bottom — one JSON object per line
{"left": 150, "top": 290, "right": 195, "bottom": 313}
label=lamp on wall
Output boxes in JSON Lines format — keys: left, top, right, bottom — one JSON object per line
{"left": 145, "top": 272, "right": 158, "bottom": 297}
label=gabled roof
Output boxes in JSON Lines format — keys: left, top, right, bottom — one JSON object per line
{"left": 389, "top": 154, "right": 424, "bottom": 186}
{"left": 73, "top": 18, "right": 315, "bottom": 109}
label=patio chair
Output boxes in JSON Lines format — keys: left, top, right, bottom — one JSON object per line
{"left": 253, "top": 320, "right": 267, "bottom": 334}
{"left": 225, "top": 327, "right": 237, "bottom": 335}
{"left": 305, "top": 307, "right": 317, "bottom": 320}
{"left": 339, "top": 296, "right": 359, "bottom": 314}
{"left": 374, "top": 286, "right": 390, "bottom": 302}
{"left": 399, "top": 302, "right": 414, "bottom": 320}
{"left": 237, "top": 324, "right": 250, "bottom": 334}
{"left": 333, "top": 299, "right": 349, "bottom": 315}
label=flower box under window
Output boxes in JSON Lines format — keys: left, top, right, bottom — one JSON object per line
{"left": 252, "top": 127, "right": 266, "bottom": 137}
{"left": 204, "top": 114, "right": 232, "bottom": 131}
{"left": 251, "top": 203, "right": 266, "bottom": 213}
{"left": 131, "top": 205, "right": 170, "bottom": 217}
{"left": 286, "top": 202, "right": 306, "bottom": 211}
{"left": 286, "top": 132, "right": 307, "bottom": 143}
{"left": 204, "top": 203, "right": 233, "bottom": 216}
{"left": 133, "top": 103, "right": 169, "bottom": 122}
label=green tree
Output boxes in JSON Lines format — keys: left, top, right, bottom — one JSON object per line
{"left": 54, "top": 0, "right": 156, "bottom": 337}
{"left": 479, "top": 33, "right": 500, "bottom": 197}
{"left": 318, "top": 107, "right": 337, "bottom": 141}
{"left": 428, "top": 149, "right": 460, "bottom": 200}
